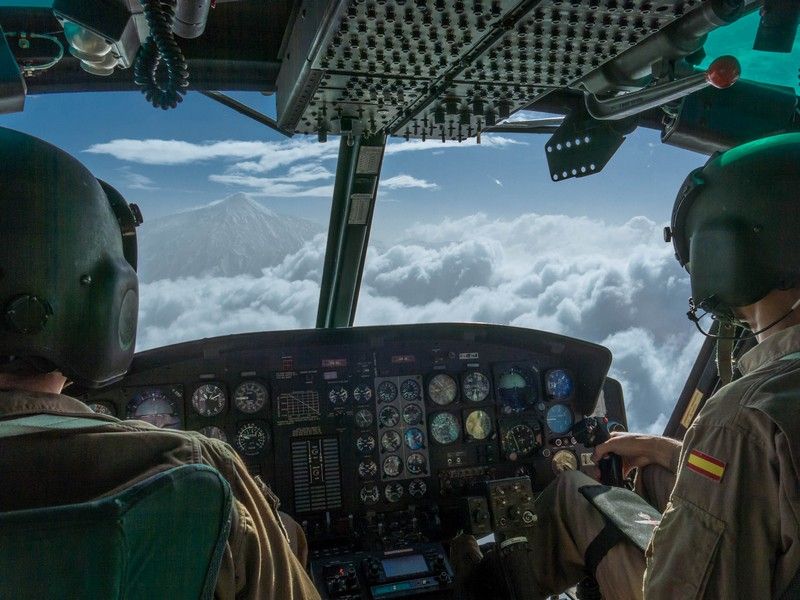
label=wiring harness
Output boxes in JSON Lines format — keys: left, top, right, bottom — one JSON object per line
{"left": 133, "top": 0, "right": 189, "bottom": 109}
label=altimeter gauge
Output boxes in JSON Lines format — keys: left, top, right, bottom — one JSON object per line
{"left": 501, "top": 422, "right": 541, "bottom": 460}
{"left": 428, "top": 373, "right": 457, "bottom": 405}
{"left": 191, "top": 383, "right": 227, "bottom": 417}
{"left": 462, "top": 372, "right": 490, "bottom": 403}
{"left": 233, "top": 381, "right": 268, "bottom": 414}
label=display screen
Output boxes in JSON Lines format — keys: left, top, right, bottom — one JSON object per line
{"left": 381, "top": 554, "right": 429, "bottom": 578}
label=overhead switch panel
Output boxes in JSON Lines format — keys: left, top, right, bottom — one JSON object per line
{"left": 277, "top": 0, "right": 704, "bottom": 142}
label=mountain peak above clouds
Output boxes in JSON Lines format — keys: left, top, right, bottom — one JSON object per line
{"left": 137, "top": 193, "right": 324, "bottom": 282}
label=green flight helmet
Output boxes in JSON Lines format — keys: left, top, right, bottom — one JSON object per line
{"left": 0, "top": 127, "right": 141, "bottom": 388}
{"left": 667, "top": 133, "right": 800, "bottom": 324}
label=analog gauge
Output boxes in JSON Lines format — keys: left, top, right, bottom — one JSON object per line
{"left": 356, "top": 433, "right": 376, "bottom": 454}
{"left": 407, "top": 452, "right": 427, "bottom": 475}
{"left": 354, "top": 384, "right": 373, "bottom": 404}
{"left": 328, "top": 385, "right": 349, "bottom": 406}
{"left": 358, "top": 458, "right": 378, "bottom": 479}
{"left": 379, "top": 405, "right": 401, "bottom": 428}
{"left": 501, "top": 423, "right": 540, "bottom": 460}
{"left": 430, "top": 412, "right": 460, "bottom": 445}
{"left": 235, "top": 421, "right": 269, "bottom": 456}
{"left": 87, "top": 402, "right": 114, "bottom": 416}
{"left": 404, "top": 427, "right": 425, "bottom": 450}
{"left": 497, "top": 367, "right": 536, "bottom": 414}
{"left": 465, "top": 410, "right": 493, "bottom": 441}
{"left": 462, "top": 372, "right": 490, "bottom": 403}
{"left": 428, "top": 373, "right": 457, "bottom": 405}
{"left": 355, "top": 408, "right": 374, "bottom": 429}
{"left": 381, "top": 430, "right": 402, "bottom": 452}
{"left": 400, "top": 378, "right": 421, "bottom": 401}
{"left": 377, "top": 381, "right": 398, "bottom": 403}
{"left": 546, "top": 404, "right": 574, "bottom": 435}
{"left": 552, "top": 449, "right": 578, "bottom": 474}
{"left": 402, "top": 403, "right": 423, "bottom": 425}
{"left": 127, "top": 388, "right": 181, "bottom": 429}
{"left": 383, "top": 455, "right": 403, "bottom": 478}
{"left": 384, "top": 482, "right": 404, "bottom": 502}
{"left": 360, "top": 484, "right": 380, "bottom": 505}
{"left": 409, "top": 479, "right": 427, "bottom": 498}
{"left": 200, "top": 425, "right": 228, "bottom": 443}
{"left": 191, "top": 383, "right": 227, "bottom": 417}
{"left": 233, "top": 381, "right": 268, "bottom": 414}
{"left": 546, "top": 369, "right": 575, "bottom": 400}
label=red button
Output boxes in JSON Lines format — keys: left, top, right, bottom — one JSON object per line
{"left": 705, "top": 55, "right": 741, "bottom": 89}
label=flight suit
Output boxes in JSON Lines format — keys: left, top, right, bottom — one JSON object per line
{"left": 452, "top": 323, "right": 800, "bottom": 599}
{"left": 0, "top": 391, "right": 321, "bottom": 600}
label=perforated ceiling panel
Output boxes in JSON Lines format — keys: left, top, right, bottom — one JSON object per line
{"left": 277, "top": 0, "right": 704, "bottom": 141}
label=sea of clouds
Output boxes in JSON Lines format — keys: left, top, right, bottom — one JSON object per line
{"left": 137, "top": 211, "right": 701, "bottom": 433}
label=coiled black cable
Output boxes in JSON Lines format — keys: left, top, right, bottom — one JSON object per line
{"left": 133, "top": 0, "right": 189, "bottom": 110}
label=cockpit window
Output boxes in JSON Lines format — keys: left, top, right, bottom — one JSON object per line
{"left": 358, "top": 124, "right": 705, "bottom": 434}
{"left": 700, "top": 10, "right": 800, "bottom": 93}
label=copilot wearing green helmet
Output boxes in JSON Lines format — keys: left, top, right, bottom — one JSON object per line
{"left": 450, "top": 133, "right": 800, "bottom": 599}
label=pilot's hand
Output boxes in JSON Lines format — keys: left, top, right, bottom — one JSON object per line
{"left": 592, "top": 431, "right": 682, "bottom": 477}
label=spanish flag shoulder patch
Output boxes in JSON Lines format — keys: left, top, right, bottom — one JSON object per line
{"left": 687, "top": 449, "right": 726, "bottom": 482}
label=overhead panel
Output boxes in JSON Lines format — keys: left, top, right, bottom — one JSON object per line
{"left": 277, "top": 0, "right": 704, "bottom": 142}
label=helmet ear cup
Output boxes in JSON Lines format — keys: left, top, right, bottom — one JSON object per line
{"left": 99, "top": 180, "right": 141, "bottom": 272}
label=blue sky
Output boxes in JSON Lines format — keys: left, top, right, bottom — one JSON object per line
{"left": 1, "top": 90, "right": 705, "bottom": 240}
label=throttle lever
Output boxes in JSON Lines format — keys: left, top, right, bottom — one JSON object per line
{"left": 573, "top": 417, "right": 624, "bottom": 487}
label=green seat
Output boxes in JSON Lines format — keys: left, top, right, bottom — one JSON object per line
{"left": 0, "top": 463, "right": 233, "bottom": 600}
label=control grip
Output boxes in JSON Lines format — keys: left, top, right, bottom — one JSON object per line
{"left": 490, "top": 537, "right": 539, "bottom": 600}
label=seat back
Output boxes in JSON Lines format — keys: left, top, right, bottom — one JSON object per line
{"left": 0, "top": 416, "right": 233, "bottom": 600}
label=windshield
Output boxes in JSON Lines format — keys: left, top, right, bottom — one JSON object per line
{"left": 358, "top": 120, "right": 705, "bottom": 434}
{"left": 5, "top": 95, "right": 702, "bottom": 433}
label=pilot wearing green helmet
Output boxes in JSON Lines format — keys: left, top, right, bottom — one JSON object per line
{"left": 452, "top": 133, "right": 800, "bottom": 599}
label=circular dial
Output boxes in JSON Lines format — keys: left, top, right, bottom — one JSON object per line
{"left": 379, "top": 405, "right": 400, "bottom": 428}
{"left": 497, "top": 367, "right": 536, "bottom": 414}
{"left": 384, "top": 482, "right": 404, "bottom": 502}
{"left": 552, "top": 449, "right": 578, "bottom": 474}
{"left": 402, "top": 403, "right": 423, "bottom": 425}
{"left": 429, "top": 412, "right": 460, "bottom": 445}
{"left": 328, "top": 385, "right": 348, "bottom": 406}
{"left": 235, "top": 422, "right": 269, "bottom": 456}
{"left": 191, "top": 383, "right": 227, "bottom": 417}
{"left": 358, "top": 458, "right": 378, "bottom": 479}
{"left": 409, "top": 479, "right": 427, "bottom": 498}
{"left": 381, "top": 430, "right": 402, "bottom": 452}
{"left": 200, "top": 425, "right": 228, "bottom": 443}
{"left": 428, "top": 373, "right": 458, "bottom": 405}
{"left": 88, "top": 402, "right": 114, "bottom": 416}
{"left": 462, "top": 372, "right": 490, "bottom": 403}
{"left": 360, "top": 484, "right": 380, "bottom": 505}
{"left": 546, "top": 404, "right": 574, "bottom": 434}
{"left": 355, "top": 408, "right": 374, "bottom": 429}
{"left": 356, "top": 433, "right": 376, "bottom": 454}
{"left": 233, "top": 381, "right": 268, "bottom": 414}
{"left": 383, "top": 455, "right": 403, "bottom": 478}
{"left": 465, "top": 410, "right": 493, "bottom": 441}
{"left": 407, "top": 452, "right": 427, "bottom": 475}
{"left": 354, "top": 384, "right": 373, "bottom": 404}
{"left": 127, "top": 389, "right": 180, "bottom": 429}
{"left": 377, "top": 381, "right": 398, "bottom": 403}
{"left": 501, "top": 423, "right": 540, "bottom": 460}
{"left": 404, "top": 427, "right": 425, "bottom": 450}
{"left": 546, "top": 369, "right": 575, "bottom": 400}
{"left": 400, "top": 378, "right": 421, "bottom": 401}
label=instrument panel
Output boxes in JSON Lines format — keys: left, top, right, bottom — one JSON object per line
{"left": 81, "top": 323, "right": 624, "bottom": 546}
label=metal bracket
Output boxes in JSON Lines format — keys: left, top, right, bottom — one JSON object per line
{"left": 545, "top": 108, "right": 635, "bottom": 182}
{"left": 0, "top": 26, "right": 26, "bottom": 114}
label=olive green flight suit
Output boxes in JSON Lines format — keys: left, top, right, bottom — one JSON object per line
{"left": 453, "top": 324, "right": 800, "bottom": 599}
{"left": 0, "top": 391, "right": 321, "bottom": 600}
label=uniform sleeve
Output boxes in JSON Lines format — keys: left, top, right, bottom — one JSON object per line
{"left": 643, "top": 416, "right": 781, "bottom": 599}
{"left": 197, "top": 439, "right": 321, "bottom": 600}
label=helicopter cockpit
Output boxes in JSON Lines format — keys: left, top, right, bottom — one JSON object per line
{"left": 0, "top": 0, "right": 798, "bottom": 598}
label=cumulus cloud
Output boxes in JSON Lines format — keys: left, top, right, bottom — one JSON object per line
{"left": 137, "top": 211, "right": 700, "bottom": 432}
{"left": 381, "top": 174, "right": 439, "bottom": 190}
